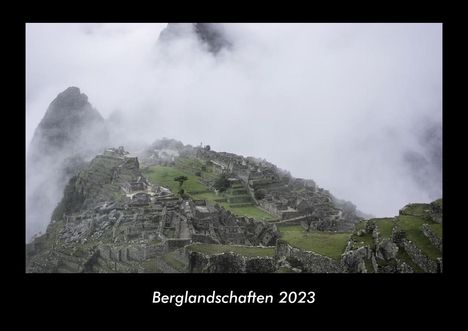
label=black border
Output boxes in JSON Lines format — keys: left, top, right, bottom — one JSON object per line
{"left": 13, "top": 6, "right": 457, "bottom": 316}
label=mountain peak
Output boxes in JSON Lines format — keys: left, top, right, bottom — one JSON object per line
{"left": 50, "top": 86, "right": 89, "bottom": 111}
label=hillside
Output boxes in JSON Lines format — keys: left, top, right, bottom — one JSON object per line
{"left": 26, "top": 142, "right": 443, "bottom": 273}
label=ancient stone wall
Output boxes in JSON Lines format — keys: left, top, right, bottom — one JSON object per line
{"left": 187, "top": 251, "right": 276, "bottom": 273}
{"left": 276, "top": 240, "right": 343, "bottom": 273}
{"left": 402, "top": 240, "right": 438, "bottom": 273}
{"left": 421, "top": 224, "right": 442, "bottom": 251}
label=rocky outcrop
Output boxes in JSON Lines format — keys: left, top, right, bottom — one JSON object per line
{"left": 376, "top": 239, "right": 399, "bottom": 260}
{"left": 341, "top": 246, "right": 369, "bottom": 273}
{"left": 429, "top": 199, "right": 443, "bottom": 224}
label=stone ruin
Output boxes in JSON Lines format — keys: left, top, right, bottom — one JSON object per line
{"left": 194, "top": 146, "right": 357, "bottom": 230}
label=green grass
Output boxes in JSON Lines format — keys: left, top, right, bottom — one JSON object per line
{"left": 352, "top": 233, "right": 374, "bottom": 249}
{"left": 191, "top": 192, "right": 219, "bottom": 200}
{"left": 397, "top": 215, "right": 441, "bottom": 260}
{"left": 221, "top": 203, "right": 275, "bottom": 221}
{"left": 143, "top": 165, "right": 207, "bottom": 193}
{"left": 162, "top": 251, "right": 187, "bottom": 271}
{"left": 187, "top": 244, "right": 275, "bottom": 257}
{"left": 354, "top": 220, "right": 366, "bottom": 232}
{"left": 278, "top": 225, "right": 350, "bottom": 260}
{"left": 429, "top": 223, "right": 442, "bottom": 239}
{"left": 374, "top": 218, "right": 395, "bottom": 238}
{"left": 143, "top": 165, "right": 276, "bottom": 221}
{"left": 141, "top": 259, "right": 162, "bottom": 273}
{"left": 364, "top": 258, "right": 374, "bottom": 273}
{"left": 401, "top": 203, "right": 431, "bottom": 217}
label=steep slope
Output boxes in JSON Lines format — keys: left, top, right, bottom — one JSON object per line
{"left": 26, "top": 87, "right": 109, "bottom": 241}
{"left": 26, "top": 147, "right": 279, "bottom": 273}
{"left": 26, "top": 144, "right": 442, "bottom": 273}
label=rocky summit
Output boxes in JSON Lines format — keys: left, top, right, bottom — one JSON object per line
{"left": 26, "top": 140, "right": 443, "bottom": 273}
{"left": 29, "top": 86, "right": 108, "bottom": 160}
{"left": 26, "top": 87, "right": 109, "bottom": 240}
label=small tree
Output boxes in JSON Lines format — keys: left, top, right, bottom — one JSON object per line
{"left": 254, "top": 189, "right": 266, "bottom": 200}
{"left": 174, "top": 175, "right": 188, "bottom": 189}
{"left": 213, "top": 174, "right": 231, "bottom": 192}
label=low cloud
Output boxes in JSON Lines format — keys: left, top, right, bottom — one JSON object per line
{"left": 26, "top": 23, "right": 442, "bottom": 229}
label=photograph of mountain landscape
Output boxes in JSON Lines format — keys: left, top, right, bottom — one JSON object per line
{"left": 25, "top": 23, "right": 442, "bottom": 273}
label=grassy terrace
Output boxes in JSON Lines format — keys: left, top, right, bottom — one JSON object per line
{"left": 161, "top": 251, "right": 187, "bottom": 272}
{"left": 141, "top": 259, "right": 162, "bottom": 273}
{"left": 142, "top": 166, "right": 207, "bottom": 193}
{"left": 187, "top": 243, "right": 275, "bottom": 257}
{"left": 142, "top": 165, "right": 275, "bottom": 221}
{"left": 374, "top": 218, "right": 395, "bottom": 239}
{"left": 401, "top": 203, "right": 431, "bottom": 217}
{"left": 219, "top": 203, "right": 275, "bottom": 221}
{"left": 278, "top": 225, "right": 350, "bottom": 260}
{"left": 397, "top": 215, "right": 441, "bottom": 260}
{"left": 354, "top": 220, "right": 366, "bottom": 232}
{"left": 429, "top": 223, "right": 442, "bottom": 239}
{"left": 353, "top": 233, "right": 374, "bottom": 249}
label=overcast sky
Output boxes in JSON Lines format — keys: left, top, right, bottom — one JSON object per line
{"left": 26, "top": 23, "right": 442, "bottom": 217}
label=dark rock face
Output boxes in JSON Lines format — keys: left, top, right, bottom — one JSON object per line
{"left": 193, "top": 23, "right": 232, "bottom": 54}
{"left": 26, "top": 87, "right": 109, "bottom": 241}
{"left": 158, "top": 23, "right": 232, "bottom": 54}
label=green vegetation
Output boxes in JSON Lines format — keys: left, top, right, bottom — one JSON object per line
{"left": 143, "top": 165, "right": 276, "bottom": 221}
{"left": 141, "top": 259, "right": 162, "bottom": 273}
{"left": 401, "top": 203, "right": 430, "bottom": 217}
{"left": 278, "top": 225, "right": 350, "bottom": 260}
{"left": 353, "top": 233, "right": 374, "bottom": 249}
{"left": 354, "top": 220, "right": 366, "bottom": 232}
{"left": 187, "top": 244, "right": 275, "bottom": 257}
{"left": 429, "top": 223, "right": 442, "bottom": 238}
{"left": 396, "top": 249, "right": 423, "bottom": 273}
{"left": 220, "top": 203, "right": 275, "bottom": 221}
{"left": 364, "top": 258, "right": 374, "bottom": 273}
{"left": 174, "top": 175, "right": 188, "bottom": 188}
{"left": 191, "top": 191, "right": 221, "bottom": 201}
{"left": 143, "top": 166, "right": 207, "bottom": 193}
{"left": 374, "top": 218, "right": 395, "bottom": 238}
{"left": 213, "top": 174, "right": 232, "bottom": 192}
{"left": 431, "top": 198, "right": 442, "bottom": 209}
{"left": 397, "top": 215, "right": 441, "bottom": 260}
{"left": 161, "top": 251, "right": 187, "bottom": 272}
{"left": 51, "top": 176, "right": 85, "bottom": 221}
